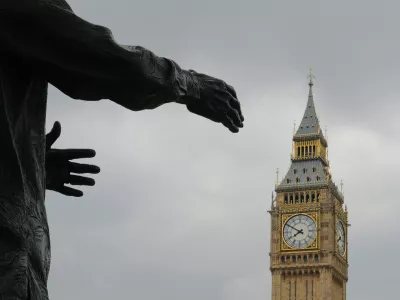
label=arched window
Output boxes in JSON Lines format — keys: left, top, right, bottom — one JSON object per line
{"left": 303, "top": 168, "right": 307, "bottom": 173}
{"left": 297, "top": 147, "right": 300, "bottom": 156}
{"left": 284, "top": 194, "right": 288, "bottom": 204}
{"left": 300, "top": 193, "right": 304, "bottom": 203}
{"left": 294, "top": 169, "right": 297, "bottom": 174}
{"left": 295, "top": 193, "right": 299, "bottom": 203}
{"left": 306, "top": 193, "right": 310, "bottom": 202}
{"left": 296, "top": 177, "right": 300, "bottom": 183}
{"left": 307, "top": 177, "right": 311, "bottom": 182}
{"left": 312, "top": 167, "right": 316, "bottom": 172}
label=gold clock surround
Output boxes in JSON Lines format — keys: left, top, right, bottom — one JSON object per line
{"left": 281, "top": 212, "right": 319, "bottom": 251}
{"left": 336, "top": 218, "right": 347, "bottom": 258}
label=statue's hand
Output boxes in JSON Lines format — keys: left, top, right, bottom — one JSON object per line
{"left": 45, "top": 121, "right": 100, "bottom": 197}
{"left": 184, "top": 70, "right": 244, "bottom": 133}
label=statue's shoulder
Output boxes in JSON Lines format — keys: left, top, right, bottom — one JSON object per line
{"left": 0, "top": 0, "right": 73, "bottom": 12}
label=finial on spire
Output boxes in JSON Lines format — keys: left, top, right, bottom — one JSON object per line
{"left": 275, "top": 168, "right": 280, "bottom": 186}
{"left": 308, "top": 67, "right": 315, "bottom": 86}
{"left": 340, "top": 180, "right": 344, "bottom": 195}
{"left": 271, "top": 191, "right": 277, "bottom": 209}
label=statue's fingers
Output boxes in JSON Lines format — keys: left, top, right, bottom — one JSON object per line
{"left": 69, "top": 162, "right": 100, "bottom": 174}
{"left": 224, "top": 83, "right": 244, "bottom": 122}
{"left": 58, "top": 185, "right": 83, "bottom": 197}
{"left": 221, "top": 114, "right": 239, "bottom": 133}
{"left": 45, "top": 121, "right": 61, "bottom": 150}
{"left": 187, "top": 104, "right": 220, "bottom": 123}
{"left": 225, "top": 83, "right": 238, "bottom": 98}
{"left": 226, "top": 103, "right": 243, "bottom": 129}
{"left": 59, "top": 149, "right": 96, "bottom": 160}
{"left": 229, "top": 96, "right": 244, "bottom": 122}
{"left": 67, "top": 175, "right": 95, "bottom": 186}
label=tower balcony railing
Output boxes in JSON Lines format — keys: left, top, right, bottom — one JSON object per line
{"left": 291, "top": 154, "right": 329, "bottom": 165}
{"left": 291, "top": 153, "right": 318, "bottom": 160}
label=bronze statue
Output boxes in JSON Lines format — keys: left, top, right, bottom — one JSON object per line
{"left": 0, "top": 0, "right": 244, "bottom": 299}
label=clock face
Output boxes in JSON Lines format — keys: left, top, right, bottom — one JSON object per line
{"left": 337, "top": 220, "right": 346, "bottom": 256}
{"left": 283, "top": 214, "right": 317, "bottom": 249}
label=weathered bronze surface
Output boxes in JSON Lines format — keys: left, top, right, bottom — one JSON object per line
{"left": 0, "top": 0, "right": 244, "bottom": 298}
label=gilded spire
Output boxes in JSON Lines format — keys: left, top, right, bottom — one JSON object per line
{"left": 295, "top": 68, "right": 322, "bottom": 136}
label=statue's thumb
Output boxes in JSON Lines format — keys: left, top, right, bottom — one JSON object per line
{"left": 46, "top": 121, "right": 62, "bottom": 150}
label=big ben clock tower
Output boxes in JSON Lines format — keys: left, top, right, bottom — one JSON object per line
{"left": 269, "top": 71, "right": 349, "bottom": 300}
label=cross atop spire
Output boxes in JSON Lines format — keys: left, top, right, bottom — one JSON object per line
{"left": 308, "top": 67, "right": 315, "bottom": 86}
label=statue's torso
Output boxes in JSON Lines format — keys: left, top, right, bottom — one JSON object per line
{"left": 0, "top": 56, "right": 50, "bottom": 300}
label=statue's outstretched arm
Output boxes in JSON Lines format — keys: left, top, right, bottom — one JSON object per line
{"left": 0, "top": 0, "right": 244, "bottom": 132}
{"left": 0, "top": 0, "right": 197, "bottom": 110}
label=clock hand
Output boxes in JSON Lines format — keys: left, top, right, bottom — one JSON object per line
{"left": 294, "top": 229, "right": 304, "bottom": 237}
{"left": 286, "top": 224, "right": 302, "bottom": 233}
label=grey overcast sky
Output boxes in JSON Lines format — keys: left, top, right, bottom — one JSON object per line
{"left": 45, "top": 0, "right": 398, "bottom": 299}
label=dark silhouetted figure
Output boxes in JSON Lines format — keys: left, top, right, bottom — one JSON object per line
{"left": 0, "top": 0, "right": 244, "bottom": 299}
